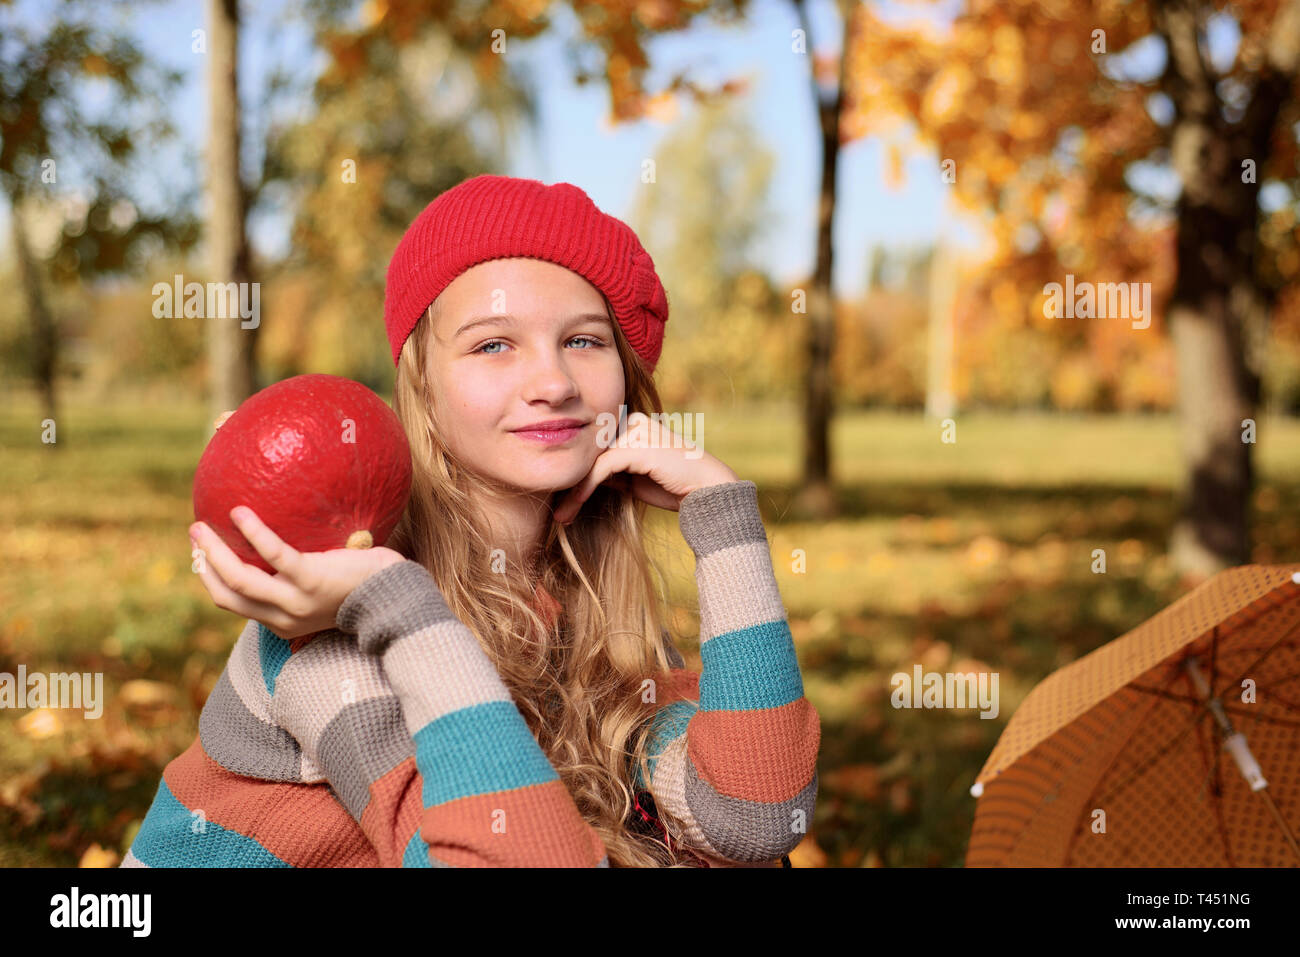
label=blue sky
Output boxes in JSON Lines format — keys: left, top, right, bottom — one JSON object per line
{"left": 5, "top": 0, "right": 1267, "bottom": 299}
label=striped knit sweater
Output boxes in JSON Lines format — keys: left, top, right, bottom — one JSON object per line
{"left": 121, "top": 480, "right": 820, "bottom": 867}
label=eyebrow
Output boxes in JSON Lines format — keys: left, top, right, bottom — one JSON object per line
{"left": 453, "top": 313, "right": 612, "bottom": 338}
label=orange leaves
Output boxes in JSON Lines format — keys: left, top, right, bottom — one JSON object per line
{"left": 640, "top": 90, "right": 679, "bottom": 123}
{"left": 921, "top": 63, "right": 974, "bottom": 126}
{"left": 986, "top": 23, "right": 1026, "bottom": 91}
{"left": 359, "top": 0, "right": 389, "bottom": 27}
{"left": 885, "top": 141, "right": 906, "bottom": 191}
{"left": 81, "top": 53, "right": 111, "bottom": 77}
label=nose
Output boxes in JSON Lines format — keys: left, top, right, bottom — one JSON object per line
{"left": 521, "top": 346, "right": 580, "bottom": 405}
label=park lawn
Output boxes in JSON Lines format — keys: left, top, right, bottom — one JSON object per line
{"left": 2, "top": 394, "right": 1299, "bottom": 867}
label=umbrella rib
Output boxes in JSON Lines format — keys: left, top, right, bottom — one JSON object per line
{"left": 1127, "top": 684, "right": 1300, "bottom": 727}
{"left": 1098, "top": 713, "right": 1199, "bottom": 798}
{"left": 1101, "top": 614, "right": 1300, "bottom": 796}
{"left": 1219, "top": 614, "right": 1300, "bottom": 695}
{"left": 1193, "top": 691, "right": 1236, "bottom": 867}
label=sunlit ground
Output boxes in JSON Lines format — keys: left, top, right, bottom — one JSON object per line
{"left": 3, "top": 392, "right": 1299, "bottom": 866}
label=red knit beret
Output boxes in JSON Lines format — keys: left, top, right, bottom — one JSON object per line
{"left": 384, "top": 174, "right": 669, "bottom": 371}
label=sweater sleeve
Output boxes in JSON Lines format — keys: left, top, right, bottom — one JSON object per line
{"left": 303, "top": 559, "right": 610, "bottom": 867}
{"left": 635, "top": 479, "right": 820, "bottom": 863}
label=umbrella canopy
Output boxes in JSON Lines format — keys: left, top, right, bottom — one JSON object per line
{"left": 967, "top": 564, "right": 1300, "bottom": 866}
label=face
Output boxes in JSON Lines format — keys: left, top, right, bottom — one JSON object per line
{"left": 425, "top": 257, "right": 627, "bottom": 496}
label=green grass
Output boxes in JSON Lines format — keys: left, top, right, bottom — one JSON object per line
{"left": 3, "top": 393, "right": 1299, "bottom": 866}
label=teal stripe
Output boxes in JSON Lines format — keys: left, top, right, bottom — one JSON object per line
{"left": 635, "top": 700, "right": 695, "bottom": 790}
{"left": 402, "top": 828, "right": 433, "bottom": 867}
{"left": 258, "top": 624, "right": 292, "bottom": 695}
{"left": 412, "top": 700, "right": 559, "bottom": 807}
{"left": 130, "top": 777, "right": 291, "bottom": 868}
{"left": 699, "top": 620, "right": 804, "bottom": 712}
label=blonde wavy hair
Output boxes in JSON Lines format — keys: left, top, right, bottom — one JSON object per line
{"left": 384, "top": 292, "right": 703, "bottom": 867}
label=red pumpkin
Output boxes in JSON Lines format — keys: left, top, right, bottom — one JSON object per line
{"left": 193, "top": 374, "right": 412, "bottom": 574}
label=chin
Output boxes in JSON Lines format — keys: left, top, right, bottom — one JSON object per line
{"left": 498, "top": 457, "right": 590, "bottom": 494}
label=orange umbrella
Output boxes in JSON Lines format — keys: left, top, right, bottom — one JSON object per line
{"left": 967, "top": 563, "right": 1300, "bottom": 867}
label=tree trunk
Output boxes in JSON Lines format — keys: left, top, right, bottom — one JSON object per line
{"left": 207, "top": 0, "right": 257, "bottom": 422}
{"left": 789, "top": 0, "right": 845, "bottom": 519}
{"left": 10, "top": 197, "right": 61, "bottom": 443}
{"left": 1157, "top": 0, "right": 1300, "bottom": 577}
{"left": 926, "top": 240, "right": 957, "bottom": 420}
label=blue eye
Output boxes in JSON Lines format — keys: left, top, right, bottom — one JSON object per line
{"left": 474, "top": 336, "right": 604, "bottom": 355}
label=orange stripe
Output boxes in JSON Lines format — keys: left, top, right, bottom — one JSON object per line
{"left": 660, "top": 667, "right": 700, "bottom": 705}
{"left": 686, "top": 698, "right": 820, "bottom": 803}
{"left": 359, "top": 755, "right": 425, "bottom": 867}
{"left": 414, "top": 780, "right": 606, "bottom": 867}
{"left": 164, "top": 737, "right": 379, "bottom": 867}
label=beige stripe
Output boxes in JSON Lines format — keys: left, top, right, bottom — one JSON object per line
{"left": 382, "top": 620, "right": 516, "bottom": 735}
{"left": 226, "top": 619, "right": 277, "bottom": 726}
{"left": 272, "top": 632, "right": 395, "bottom": 755}
{"left": 648, "top": 733, "right": 725, "bottom": 858}
{"left": 299, "top": 751, "right": 326, "bottom": 784}
{"left": 696, "top": 541, "right": 787, "bottom": 642}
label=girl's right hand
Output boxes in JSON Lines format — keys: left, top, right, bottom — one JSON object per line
{"left": 189, "top": 506, "right": 407, "bottom": 641}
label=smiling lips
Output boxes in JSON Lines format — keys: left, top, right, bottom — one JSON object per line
{"left": 510, "top": 419, "right": 588, "bottom": 445}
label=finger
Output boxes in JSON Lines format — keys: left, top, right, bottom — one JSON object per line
{"left": 637, "top": 412, "right": 688, "bottom": 452}
{"left": 598, "top": 410, "right": 647, "bottom": 452}
{"left": 620, "top": 412, "right": 652, "bottom": 448}
{"left": 557, "top": 448, "right": 636, "bottom": 523}
{"left": 627, "top": 473, "right": 682, "bottom": 511}
{"left": 192, "top": 541, "right": 294, "bottom": 629}
{"left": 213, "top": 410, "right": 235, "bottom": 431}
{"left": 229, "top": 505, "right": 304, "bottom": 581}
{"left": 190, "top": 518, "right": 301, "bottom": 610}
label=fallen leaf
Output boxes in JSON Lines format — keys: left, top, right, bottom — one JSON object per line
{"left": 118, "top": 680, "right": 176, "bottom": 708}
{"left": 79, "top": 843, "right": 120, "bottom": 868}
{"left": 18, "top": 707, "right": 64, "bottom": 739}
{"left": 825, "top": 763, "right": 882, "bottom": 801}
{"left": 787, "top": 835, "right": 828, "bottom": 868}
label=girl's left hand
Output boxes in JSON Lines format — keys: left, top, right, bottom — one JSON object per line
{"left": 552, "top": 411, "right": 739, "bottom": 524}
{"left": 189, "top": 506, "right": 407, "bottom": 640}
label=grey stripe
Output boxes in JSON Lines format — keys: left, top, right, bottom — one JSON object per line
{"left": 335, "top": 560, "right": 458, "bottom": 656}
{"left": 120, "top": 849, "right": 147, "bottom": 868}
{"left": 199, "top": 667, "right": 303, "bottom": 781}
{"left": 677, "top": 481, "right": 767, "bottom": 557}
{"left": 682, "top": 761, "right": 817, "bottom": 862}
{"left": 315, "top": 695, "right": 415, "bottom": 819}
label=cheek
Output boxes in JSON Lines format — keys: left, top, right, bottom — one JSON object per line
{"left": 587, "top": 354, "right": 626, "bottom": 408}
{"left": 435, "top": 373, "right": 502, "bottom": 453}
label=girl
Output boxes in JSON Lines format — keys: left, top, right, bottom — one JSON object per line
{"left": 123, "top": 175, "right": 820, "bottom": 867}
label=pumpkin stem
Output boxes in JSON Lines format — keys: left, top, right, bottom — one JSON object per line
{"left": 346, "top": 530, "right": 373, "bottom": 549}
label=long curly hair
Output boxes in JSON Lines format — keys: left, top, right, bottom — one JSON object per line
{"left": 384, "top": 292, "right": 706, "bottom": 867}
